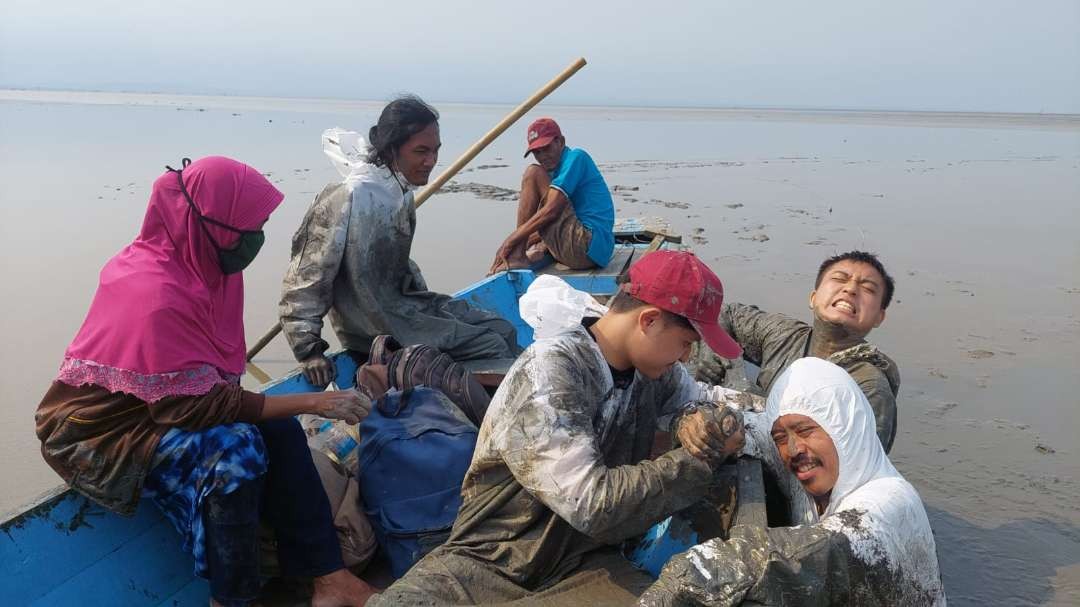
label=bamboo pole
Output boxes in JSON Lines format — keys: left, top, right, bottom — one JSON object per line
{"left": 246, "top": 323, "right": 282, "bottom": 361}
{"left": 245, "top": 361, "right": 272, "bottom": 384}
{"left": 246, "top": 57, "right": 587, "bottom": 363}
{"left": 414, "top": 57, "right": 587, "bottom": 208}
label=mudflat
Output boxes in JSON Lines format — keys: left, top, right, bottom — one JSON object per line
{"left": 1, "top": 91, "right": 1077, "bottom": 605}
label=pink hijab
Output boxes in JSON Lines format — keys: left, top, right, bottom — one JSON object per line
{"left": 57, "top": 157, "right": 284, "bottom": 402}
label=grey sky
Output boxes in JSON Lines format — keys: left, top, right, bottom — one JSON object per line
{"left": 2, "top": 0, "right": 1077, "bottom": 113}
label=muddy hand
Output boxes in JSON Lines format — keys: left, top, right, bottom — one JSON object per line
{"left": 677, "top": 409, "right": 726, "bottom": 461}
{"left": 677, "top": 405, "right": 745, "bottom": 462}
{"left": 708, "top": 405, "right": 746, "bottom": 458}
{"left": 301, "top": 353, "right": 336, "bottom": 388}
{"left": 315, "top": 390, "right": 372, "bottom": 425}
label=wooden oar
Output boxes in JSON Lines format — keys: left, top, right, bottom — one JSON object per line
{"left": 245, "top": 57, "right": 588, "bottom": 364}
{"left": 414, "top": 57, "right": 587, "bottom": 208}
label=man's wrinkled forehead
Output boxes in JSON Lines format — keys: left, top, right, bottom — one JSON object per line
{"left": 771, "top": 412, "right": 822, "bottom": 435}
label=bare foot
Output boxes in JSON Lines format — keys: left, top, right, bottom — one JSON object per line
{"left": 525, "top": 242, "right": 548, "bottom": 263}
{"left": 311, "top": 568, "right": 377, "bottom": 607}
{"left": 487, "top": 253, "right": 531, "bottom": 276}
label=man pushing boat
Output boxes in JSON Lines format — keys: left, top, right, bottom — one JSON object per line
{"left": 690, "top": 251, "right": 902, "bottom": 452}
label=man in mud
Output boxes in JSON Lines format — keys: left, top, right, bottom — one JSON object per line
{"left": 372, "top": 251, "right": 750, "bottom": 605}
{"left": 690, "top": 251, "right": 901, "bottom": 452}
{"left": 488, "top": 117, "right": 615, "bottom": 274}
{"left": 639, "top": 358, "right": 945, "bottom": 606}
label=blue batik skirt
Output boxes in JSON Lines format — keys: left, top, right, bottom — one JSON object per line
{"left": 143, "top": 422, "right": 268, "bottom": 577}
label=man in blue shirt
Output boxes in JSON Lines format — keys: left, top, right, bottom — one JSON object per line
{"left": 488, "top": 118, "right": 615, "bottom": 274}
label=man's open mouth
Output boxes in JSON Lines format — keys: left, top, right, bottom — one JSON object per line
{"left": 832, "top": 299, "right": 856, "bottom": 315}
{"left": 792, "top": 458, "right": 822, "bottom": 481}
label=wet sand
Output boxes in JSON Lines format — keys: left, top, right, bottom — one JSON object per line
{"left": 1, "top": 91, "right": 1077, "bottom": 605}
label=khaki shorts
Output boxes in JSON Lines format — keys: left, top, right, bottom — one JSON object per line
{"left": 540, "top": 201, "right": 596, "bottom": 270}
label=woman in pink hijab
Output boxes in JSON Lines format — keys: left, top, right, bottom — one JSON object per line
{"left": 36, "top": 157, "right": 374, "bottom": 607}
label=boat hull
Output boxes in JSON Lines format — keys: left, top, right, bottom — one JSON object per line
{"left": 4, "top": 238, "right": 669, "bottom": 606}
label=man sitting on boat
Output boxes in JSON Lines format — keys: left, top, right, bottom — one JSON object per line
{"left": 690, "top": 251, "right": 901, "bottom": 452}
{"left": 488, "top": 117, "right": 615, "bottom": 274}
{"left": 372, "top": 251, "right": 749, "bottom": 605}
{"left": 280, "top": 96, "right": 519, "bottom": 388}
{"left": 639, "top": 357, "right": 945, "bottom": 606}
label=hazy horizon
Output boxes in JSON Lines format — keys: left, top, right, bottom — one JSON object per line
{"left": 4, "top": 88, "right": 1080, "bottom": 119}
{"left": 2, "top": 1, "right": 1078, "bottom": 114}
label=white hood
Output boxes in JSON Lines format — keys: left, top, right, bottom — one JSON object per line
{"left": 763, "top": 358, "right": 944, "bottom": 603}
{"left": 765, "top": 356, "right": 899, "bottom": 516}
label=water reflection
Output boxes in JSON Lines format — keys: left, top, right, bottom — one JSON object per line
{"left": 927, "top": 506, "right": 1080, "bottom": 605}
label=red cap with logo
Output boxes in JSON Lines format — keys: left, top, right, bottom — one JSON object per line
{"left": 623, "top": 250, "right": 742, "bottom": 358}
{"left": 524, "top": 117, "right": 562, "bottom": 157}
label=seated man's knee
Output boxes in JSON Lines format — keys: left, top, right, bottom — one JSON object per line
{"left": 523, "top": 163, "right": 549, "bottom": 185}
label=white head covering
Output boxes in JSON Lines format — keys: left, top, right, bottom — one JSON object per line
{"left": 751, "top": 358, "right": 946, "bottom": 603}
{"left": 765, "top": 357, "right": 899, "bottom": 515}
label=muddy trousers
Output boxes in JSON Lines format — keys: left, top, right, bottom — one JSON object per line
{"left": 203, "top": 418, "right": 344, "bottom": 606}
{"left": 373, "top": 548, "right": 653, "bottom": 606}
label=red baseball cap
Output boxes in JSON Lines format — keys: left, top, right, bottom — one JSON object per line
{"left": 623, "top": 250, "right": 742, "bottom": 358}
{"left": 524, "top": 117, "right": 562, "bottom": 157}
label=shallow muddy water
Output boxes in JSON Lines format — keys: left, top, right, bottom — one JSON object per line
{"left": 1, "top": 91, "right": 1077, "bottom": 604}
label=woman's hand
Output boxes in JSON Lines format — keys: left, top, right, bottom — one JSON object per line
{"left": 313, "top": 390, "right": 372, "bottom": 425}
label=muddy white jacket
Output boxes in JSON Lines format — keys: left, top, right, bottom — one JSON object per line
{"left": 641, "top": 357, "right": 946, "bottom": 606}
{"left": 278, "top": 128, "right": 517, "bottom": 362}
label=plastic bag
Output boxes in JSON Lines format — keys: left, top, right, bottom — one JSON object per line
{"left": 321, "top": 127, "right": 371, "bottom": 181}
{"left": 519, "top": 275, "right": 608, "bottom": 339}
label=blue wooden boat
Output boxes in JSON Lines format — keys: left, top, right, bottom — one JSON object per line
{"left": 3, "top": 220, "right": 703, "bottom": 606}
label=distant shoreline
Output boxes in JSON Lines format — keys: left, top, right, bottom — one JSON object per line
{"left": 2, "top": 88, "right": 1078, "bottom": 130}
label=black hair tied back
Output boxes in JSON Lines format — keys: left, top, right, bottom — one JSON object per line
{"left": 366, "top": 94, "right": 439, "bottom": 167}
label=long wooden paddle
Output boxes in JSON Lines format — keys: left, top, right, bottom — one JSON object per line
{"left": 246, "top": 58, "right": 588, "bottom": 366}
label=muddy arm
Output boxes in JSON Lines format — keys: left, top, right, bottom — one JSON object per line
{"left": 691, "top": 304, "right": 810, "bottom": 387}
{"left": 639, "top": 522, "right": 861, "bottom": 607}
{"left": 279, "top": 186, "right": 352, "bottom": 362}
{"left": 500, "top": 352, "right": 712, "bottom": 544}
{"left": 657, "top": 363, "right": 717, "bottom": 432}
{"left": 856, "top": 371, "right": 897, "bottom": 453}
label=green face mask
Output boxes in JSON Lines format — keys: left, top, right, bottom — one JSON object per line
{"left": 218, "top": 230, "right": 265, "bottom": 274}
{"left": 167, "top": 158, "right": 266, "bottom": 275}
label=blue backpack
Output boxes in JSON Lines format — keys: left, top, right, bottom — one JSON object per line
{"left": 356, "top": 386, "right": 478, "bottom": 578}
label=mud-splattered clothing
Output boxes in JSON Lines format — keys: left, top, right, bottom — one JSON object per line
{"left": 640, "top": 358, "right": 945, "bottom": 607}
{"left": 279, "top": 159, "right": 518, "bottom": 363}
{"left": 373, "top": 321, "right": 717, "bottom": 605}
{"left": 689, "top": 303, "right": 900, "bottom": 452}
